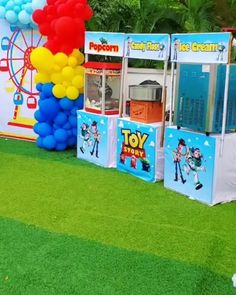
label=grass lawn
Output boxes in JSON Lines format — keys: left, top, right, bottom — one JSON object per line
{"left": 0, "top": 137, "right": 236, "bottom": 294}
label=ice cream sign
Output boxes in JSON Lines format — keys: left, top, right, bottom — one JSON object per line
{"left": 171, "top": 32, "right": 232, "bottom": 64}
{"left": 124, "top": 34, "right": 170, "bottom": 60}
{"left": 85, "top": 32, "right": 125, "bottom": 57}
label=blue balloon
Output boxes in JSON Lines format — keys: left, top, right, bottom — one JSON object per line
{"left": 55, "top": 142, "right": 67, "bottom": 151}
{"left": 33, "top": 122, "right": 40, "bottom": 134}
{"left": 67, "top": 136, "right": 77, "bottom": 147}
{"left": 54, "top": 112, "right": 67, "bottom": 126}
{"left": 74, "top": 94, "right": 84, "bottom": 109}
{"left": 62, "top": 122, "right": 71, "bottom": 130}
{"left": 18, "top": 10, "right": 31, "bottom": 25}
{"left": 6, "top": 1, "right": 14, "bottom": 10}
{"left": 39, "top": 91, "right": 46, "bottom": 100}
{"left": 36, "top": 83, "right": 43, "bottom": 92}
{"left": 53, "top": 124, "right": 60, "bottom": 130}
{"left": 70, "top": 106, "right": 78, "bottom": 116}
{"left": 59, "top": 98, "right": 74, "bottom": 111}
{"left": 43, "top": 135, "right": 56, "bottom": 150}
{"left": 32, "top": 0, "right": 46, "bottom": 10}
{"left": 72, "top": 128, "right": 77, "bottom": 136}
{"left": 34, "top": 110, "right": 46, "bottom": 122}
{"left": 24, "top": 3, "right": 32, "bottom": 14}
{"left": 5, "top": 10, "right": 17, "bottom": 24}
{"left": 42, "top": 83, "right": 54, "bottom": 98}
{"left": 14, "top": 6, "right": 21, "bottom": 13}
{"left": 0, "top": 7, "right": 5, "bottom": 18}
{"left": 68, "top": 115, "right": 77, "bottom": 128}
{"left": 37, "top": 122, "right": 52, "bottom": 137}
{"left": 36, "top": 136, "right": 44, "bottom": 148}
{"left": 54, "top": 128, "right": 68, "bottom": 143}
{"left": 67, "top": 130, "right": 73, "bottom": 137}
{"left": 40, "top": 99, "right": 59, "bottom": 121}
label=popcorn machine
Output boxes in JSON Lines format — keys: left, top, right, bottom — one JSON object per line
{"left": 84, "top": 62, "right": 122, "bottom": 115}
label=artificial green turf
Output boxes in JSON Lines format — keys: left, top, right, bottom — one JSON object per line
{"left": 0, "top": 138, "right": 236, "bottom": 294}
{"left": 0, "top": 218, "right": 234, "bottom": 295}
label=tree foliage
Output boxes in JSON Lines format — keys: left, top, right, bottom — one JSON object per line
{"left": 87, "top": 0, "right": 236, "bottom": 67}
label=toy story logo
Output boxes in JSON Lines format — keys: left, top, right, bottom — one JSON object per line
{"left": 121, "top": 129, "right": 148, "bottom": 159}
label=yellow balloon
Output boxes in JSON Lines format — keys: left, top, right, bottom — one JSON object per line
{"left": 62, "top": 66, "right": 75, "bottom": 80}
{"left": 52, "top": 84, "right": 66, "bottom": 98}
{"left": 79, "top": 87, "right": 84, "bottom": 94}
{"left": 35, "top": 72, "right": 50, "bottom": 84}
{"left": 30, "top": 47, "right": 54, "bottom": 72}
{"left": 54, "top": 52, "right": 68, "bottom": 68}
{"left": 77, "top": 51, "right": 85, "bottom": 65}
{"left": 75, "top": 66, "right": 84, "bottom": 75}
{"left": 68, "top": 56, "right": 78, "bottom": 67}
{"left": 71, "top": 49, "right": 80, "bottom": 58}
{"left": 53, "top": 64, "right": 61, "bottom": 72}
{"left": 51, "top": 72, "right": 63, "bottom": 84}
{"left": 72, "top": 75, "right": 84, "bottom": 89}
{"left": 66, "top": 86, "right": 79, "bottom": 100}
{"left": 62, "top": 81, "right": 70, "bottom": 87}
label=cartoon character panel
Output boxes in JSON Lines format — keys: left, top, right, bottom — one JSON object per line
{"left": 117, "top": 119, "right": 159, "bottom": 182}
{"left": 0, "top": 19, "right": 45, "bottom": 140}
{"left": 164, "top": 127, "right": 216, "bottom": 204}
{"left": 77, "top": 111, "right": 117, "bottom": 167}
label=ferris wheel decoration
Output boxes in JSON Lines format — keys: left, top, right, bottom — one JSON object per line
{"left": 0, "top": 25, "right": 44, "bottom": 129}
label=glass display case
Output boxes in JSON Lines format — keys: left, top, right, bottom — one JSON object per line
{"left": 84, "top": 62, "right": 122, "bottom": 115}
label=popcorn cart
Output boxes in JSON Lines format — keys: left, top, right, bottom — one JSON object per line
{"left": 77, "top": 32, "right": 126, "bottom": 168}
{"left": 84, "top": 62, "right": 122, "bottom": 115}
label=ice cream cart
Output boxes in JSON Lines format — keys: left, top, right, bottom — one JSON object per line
{"left": 165, "top": 32, "right": 236, "bottom": 205}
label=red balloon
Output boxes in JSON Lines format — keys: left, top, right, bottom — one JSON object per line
{"left": 60, "top": 44, "right": 74, "bottom": 55}
{"left": 44, "top": 40, "right": 58, "bottom": 54}
{"left": 78, "top": 0, "right": 87, "bottom": 4}
{"left": 39, "top": 23, "right": 50, "bottom": 36}
{"left": 74, "top": 18, "right": 85, "bottom": 32}
{"left": 46, "top": 5, "right": 56, "bottom": 15}
{"left": 82, "top": 5, "right": 93, "bottom": 20}
{"left": 74, "top": 3, "right": 85, "bottom": 14}
{"left": 47, "top": 0, "right": 56, "bottom": 4}
{"left": 76, "top": 35, "right": 85, "bottom": 49}
{"left": 55, "top": 17, "right": 76, "bottom": 38}
{"left": 32, "top": 9, "right": 46, "bottom": 24}
{"left": 57, "top": 3, "right": 73, "bottom": 17}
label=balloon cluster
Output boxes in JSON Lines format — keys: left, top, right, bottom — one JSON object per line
{"left": 32, "top": 0, "right": 93, "bottom": 55}
{"left": 31, "top": 47, "right": 85, "bottom": 100}
{"left": 29, "top": 0, "right": 92, "bottom": 151}
{"left": 0, "top": 0, "right": 46, "bottom": 28}
{"left": 34, "top": 83, "right": 83, "bottom": 150}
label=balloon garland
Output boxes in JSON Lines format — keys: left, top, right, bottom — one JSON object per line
{"left": 29, "top": 0, "right": 93, "bottom": 151}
